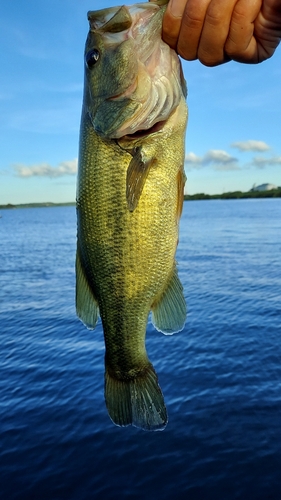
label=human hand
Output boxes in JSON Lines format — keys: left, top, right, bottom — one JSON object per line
{"left": 153, "top": 0, "right": 281, "bottom": 66}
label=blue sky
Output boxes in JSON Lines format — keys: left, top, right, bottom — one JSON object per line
{"left": 1, "top": 0, "right": 280, "bottom": 204}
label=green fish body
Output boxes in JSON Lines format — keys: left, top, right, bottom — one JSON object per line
{"left": 76, "top": 0, "right": 188, "bottom": 430}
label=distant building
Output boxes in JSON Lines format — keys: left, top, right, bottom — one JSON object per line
{"left": 251, "top": 183, "right": 278, "bottom": 192}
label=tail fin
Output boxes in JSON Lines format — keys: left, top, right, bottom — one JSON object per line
{"left": 105, "top": 363, "right": 167, "bottom": 431}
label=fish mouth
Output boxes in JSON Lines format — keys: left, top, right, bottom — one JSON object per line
{"left": 121, "top": 119, "right": 167, "bottom": 140}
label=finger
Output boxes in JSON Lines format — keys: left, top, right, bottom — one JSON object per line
{"left": 224, "top": 0, "right": 262, "bottom": 63}
{"left": 195, "top": 0, "right": 239, "bottom": 66}
{"left": 253, "top": 0, "right": 281, "bottom": 62}
{"left": 174, "top": 0, "right": 212, "bottom": 59}
{"left": 162, "top": 0, "right": 188, "bottom": 50}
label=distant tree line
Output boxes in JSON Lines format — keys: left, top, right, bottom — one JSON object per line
{"left": 184, "top": 187, "right": 281, "bottom": 201}
{"left": 1, "top": 189, "right": 281, "bottom": 209}
{"left": 0, "top": 202, "right": 76, "bottom": 210}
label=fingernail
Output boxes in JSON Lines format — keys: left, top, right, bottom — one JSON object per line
{"left": 169, "top": 0, "right": 184, "bottom": 18}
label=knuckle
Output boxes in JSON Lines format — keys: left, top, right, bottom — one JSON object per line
{"left": 198, "top": 47, "right": 224, "bottom": 66}
{"left": 205, "top": 7, "right": 225, "bottom": 28}
{"left": 181, "top": 12, "right": 205, "bottom": 31}
{"left": 177, "top": 43, "right": 197, "bottom": 61}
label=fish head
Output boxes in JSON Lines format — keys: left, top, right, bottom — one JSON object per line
{"left": 84, "top": 7, "right": 137, "bottom": 115}
{"left": 83, "top": 1, "right": 186, "bottom": 139}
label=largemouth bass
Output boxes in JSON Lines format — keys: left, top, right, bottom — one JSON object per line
{"left": 76, "top": 0, "right": 188, "bottom": 431}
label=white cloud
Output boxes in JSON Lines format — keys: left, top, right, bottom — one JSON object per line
{"left": 184, "top": 152, "right": 202, "bottom": 166}
{"left": 204, "top": 150, "right": 237, "bottom": 164}
{"left": 250, "top": 156, "right": 281, "bottom": 169}
{"left": 231, "top": 140, "right": 270, "bottom": 152}
{"left": 185, "top": 149, "right": 238, "bottom": 171}
{"left": 13, "top": 158, "right": 78, "bottom": 178}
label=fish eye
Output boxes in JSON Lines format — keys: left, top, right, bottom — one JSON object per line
{"left": 86, "top": 49, "right": 100, "bottom": 69}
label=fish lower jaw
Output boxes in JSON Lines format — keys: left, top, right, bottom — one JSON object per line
{"left": 117, "top": 119, "right": 167, "bottom": 142}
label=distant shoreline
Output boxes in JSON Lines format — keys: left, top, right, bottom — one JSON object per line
{"left": 0, "top": 202, "right": 76, "bottom": 210}
{"left": 184, "top": 187, "right": 281, "bottom": 201}
{"left": 0, "top": 188, "right": 281, "bottom": 209}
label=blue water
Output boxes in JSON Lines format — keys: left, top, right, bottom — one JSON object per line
{"left": 0, "top": 199, "right": 281, "bottom": 499}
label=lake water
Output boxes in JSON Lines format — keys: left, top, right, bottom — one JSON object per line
{"left": 0, "top": 199, "right": 281, "bottom": 499}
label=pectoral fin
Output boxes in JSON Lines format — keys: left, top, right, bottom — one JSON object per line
{"left": 151, "top": 266, "right": 186, "bottom": 334}
{"left": 176, "top": 168, "right": 186, "bottom": 222}
{"left": 76, "top": 246, "right": 99, "bottom": 330}
{"left": 126, "top": 147, "right": 155, "bottom": 212}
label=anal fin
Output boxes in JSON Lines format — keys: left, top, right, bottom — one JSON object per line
{"left": 151, "top": 266, "right": 186, "bottom": 334}
{"left": 76, "top": 246, "right": 99, "bottom": 330}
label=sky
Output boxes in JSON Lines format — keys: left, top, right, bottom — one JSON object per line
{"left": 0, "top": 0, "right": 280, "bottom": 204}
